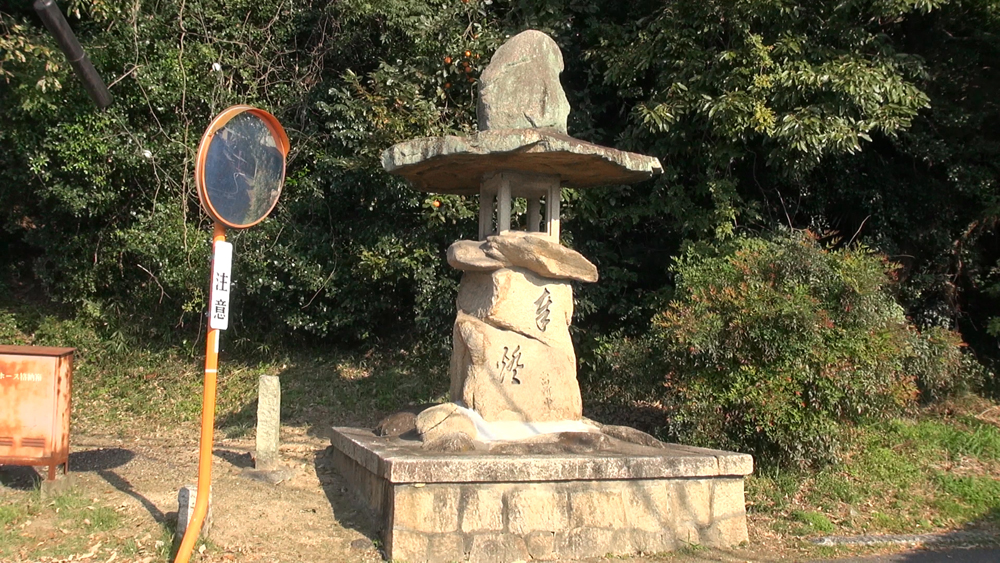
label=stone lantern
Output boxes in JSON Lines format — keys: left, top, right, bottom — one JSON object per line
{"left": 329, "top": 30, "right": 753, "bottom": 563}
{"left": 382, "top": 30, "right": 662, "bottom": 437}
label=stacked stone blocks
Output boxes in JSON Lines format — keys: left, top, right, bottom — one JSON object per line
{"left": 330, "top": 428, "right": 751, "bottom": 563}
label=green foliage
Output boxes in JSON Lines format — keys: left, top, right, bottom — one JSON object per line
{"left": 933, "top": 474, "right": 1000, "bottom": 514}
{"left": 905, "top": 325, "right": 984, "bottom": 402}
{"left": 0, "top": 0, "right": 501, "bottom": 344}
{"left": 748, "top": 413, "right": 1000, "bottom": 541}
{"left": 653, "top": 231, "right": 920, "bottom": 465}
{"left": 2, "top": 0, "right": 1000, "bottom": 413}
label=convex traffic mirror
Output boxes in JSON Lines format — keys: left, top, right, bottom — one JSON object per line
{"left": 195, "top": 105, "right": 289, "bottom": 229}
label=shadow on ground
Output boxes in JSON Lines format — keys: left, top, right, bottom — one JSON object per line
{"left": 0, "top": 464, "right": 42, "bottom": 490}
{"left": 313, "top": 445, "right": 382, "bottom": 554}
{"left": 69, "top": 447, "right": 170, "bottom": 523}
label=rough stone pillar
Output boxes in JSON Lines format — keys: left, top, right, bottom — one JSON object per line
{"left": 256, "top": 374, "right": 281, "bottom": 470}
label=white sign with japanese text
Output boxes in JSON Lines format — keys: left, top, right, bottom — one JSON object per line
{"left": 209, "top": 241, "right": 233, "bottom": 330}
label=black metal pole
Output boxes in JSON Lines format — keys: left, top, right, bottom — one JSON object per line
{"left": 33, "top": 0, "right": 112, "bottom": 110}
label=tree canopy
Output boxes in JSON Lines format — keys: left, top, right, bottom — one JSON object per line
{"left": 1, "top": 0, "right": 998, "bottom": 386}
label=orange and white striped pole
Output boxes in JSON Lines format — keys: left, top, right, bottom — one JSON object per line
{"left": 175, "top": 222, "right": 227, "bottom": 563}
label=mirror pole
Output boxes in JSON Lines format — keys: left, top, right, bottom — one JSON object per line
{"left": 175, "top": 222, "right": 227, "bottom": 563}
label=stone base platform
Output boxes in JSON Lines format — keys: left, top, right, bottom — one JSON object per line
{"left": 329, "top": 427, "right": 753, "bottom": 563}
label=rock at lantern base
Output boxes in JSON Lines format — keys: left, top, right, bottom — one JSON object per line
{"left": 456, "top": 266, "right": 573, "bottom": 347}
{"left": 486, "top": 231, "right": 598, "bottom": 283}
{"left": 450, "top": 305, "right": 582, "bottom": 423}
{"left": 415, "top": 403, "right": 477, "bottom": 444}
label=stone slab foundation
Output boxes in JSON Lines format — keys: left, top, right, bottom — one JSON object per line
{"left": 330, "top": 427, "right": 753, "bottom": 563}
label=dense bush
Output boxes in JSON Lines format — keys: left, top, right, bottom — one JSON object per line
{"left": 652, "top": 231, "right": 950, "bottom": 466}
{"left": 906, "top": 325, "right": 984, "bottom": 403}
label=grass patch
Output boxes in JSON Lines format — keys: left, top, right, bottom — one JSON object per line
{"left": 791, "top": 510, "right": 835, "bottom": 534}
{"left": 0, "top": 486, "right": 164, "bottom": 562}
{"left": 0, "top": 297, "right": 449, "bottom": 435}
{"left": 748, "top": 406, "right": 1000, "bottom": 544}
{"left": 934, "top": 474, "right": 1000, "bottom": 515}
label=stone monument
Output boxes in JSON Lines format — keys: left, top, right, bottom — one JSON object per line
{"left": 329, "top": 30, "right": 753, "bottom": 563}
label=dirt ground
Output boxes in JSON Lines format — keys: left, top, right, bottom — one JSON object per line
{"left": 0, "top": 425, "right": 986, "bottom": 563}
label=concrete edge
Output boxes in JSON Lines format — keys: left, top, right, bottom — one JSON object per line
{"left": 330, "top": 427, "right": 754, "bottom": 484}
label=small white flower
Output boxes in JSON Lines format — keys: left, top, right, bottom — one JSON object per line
{"left": 141, "top": 150, "right": 152, "bottom": 159}
{"left": 211, "top": 62, "right": 222, "bottom": 72}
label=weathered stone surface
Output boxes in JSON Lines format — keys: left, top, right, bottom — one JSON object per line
{"left": 456, "top": 266, "right": 573, "bottom": 347}
{"left": 391, "top": 530, "right": 428, "bottom": 563}
{"left": 555, "top": 431, "right": 613, "bottom": 452}
{"left": 508, "top": 487, "right": 569, "bottom": 534}
{"left": 416, "top": 403, "right": 477, "bottom": 443}
{"left": 569, "top": 489, "right": 628, "bottom": 528}
{"left": 478, "top": 30, "right": 570, "bottom": 133}
{"left": 330, "top": 426, "right": 754, "bottom": 483}
{"left": 330, "top": 426, "right": 754, "bottom": 563}
{"left": 486, "top": 431, "right": 613, "bottom": 455}
{"left": 672, "top": 479, "right": 712, "bottom": 528}
{"left": 524, "top": 531, "right": 556, "bottom": 559}
{"left": 486, "top": 231, "right": 598, "bottom": 282}
{"left": 450, "top": 311, "right": 582, "bottom": 422}
{"left": 176, "top": 485, "right": 212, "bottom": 539}
{"left": 460, "top": 488, "right": 504, "bottom": 533}
{"left": 422, "top": 432, "right": 477, "bottom": 453}
{"left": 627, "top": 529, "right": 676, "bottom": 554}
{"left": 394, "top": 485, "right": 460, "bottom": 533}
{"left": 623, "top": 483, "right": 671, "bottom": 532}
{"left": 428, "top": 533, "right": 465, "bottom": 562}
{"left": 704, "top": 514, "right": 750, "bottom": 547}
{"left": 382, "top": 127, "right": 664, "bottom": 195}
{"left": 255, "top": 374, "right": 281, "bottom": 470}
{"left": 468, "top": 533, "right": 530, "bottom": 563}
{"left": 712, "top": 479, "right": 748, "bottom": 521}
{"left": 447, "top": 239, "right": 510, "bottom": 272}
{"left": 557, "top": 527, "right": 615, "bottom": 559}
{"left": 601, "top": 425, "right": 666, "bottom": 449}
{"left": 718, "top": 450, "right": 755, "bottom": 476}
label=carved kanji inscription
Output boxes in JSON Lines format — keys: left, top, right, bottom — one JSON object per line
{"left": 534, "top": 288, "right": 552, "bottom": 331}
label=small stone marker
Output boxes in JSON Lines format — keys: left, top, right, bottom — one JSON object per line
{"left": 176, "top": 485, "right": 212, "bottom": 539}
{"left": 255, "top": 374, "right": 281, "bottom": 470}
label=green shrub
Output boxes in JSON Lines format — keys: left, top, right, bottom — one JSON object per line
{"left": 654, "top": 231, "right": 921, "bottom": 466}
{"left": 905, "top": 325, "right": 984, "bottom": 402}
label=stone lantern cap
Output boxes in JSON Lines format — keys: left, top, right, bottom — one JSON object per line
{"left": 381, "top": 29, "right": 662, "bottom": 195}
{"left": 381, "top": 127, "right": 663, "bottom": 195}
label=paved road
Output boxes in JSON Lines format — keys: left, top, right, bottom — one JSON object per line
{"left": 828, "top": 547, "right": 1000, "bottom": 562}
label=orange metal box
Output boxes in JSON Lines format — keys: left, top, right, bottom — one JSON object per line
{"left": 0, "top": 345, "right": 74, "bottom": 480}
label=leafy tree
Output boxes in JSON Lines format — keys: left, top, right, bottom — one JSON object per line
{"left": 0, "top": 0, "right": 499, "bottom": 346}
{"left": 0, "top": 0, "right": 995, "bottom": 398}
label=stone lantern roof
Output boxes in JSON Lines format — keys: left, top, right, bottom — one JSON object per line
{"left": 381, "top": 127, "right": 663, "bottom": 196}
{"left": 382, "top": 30, "right": 662, "bottom": 242}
